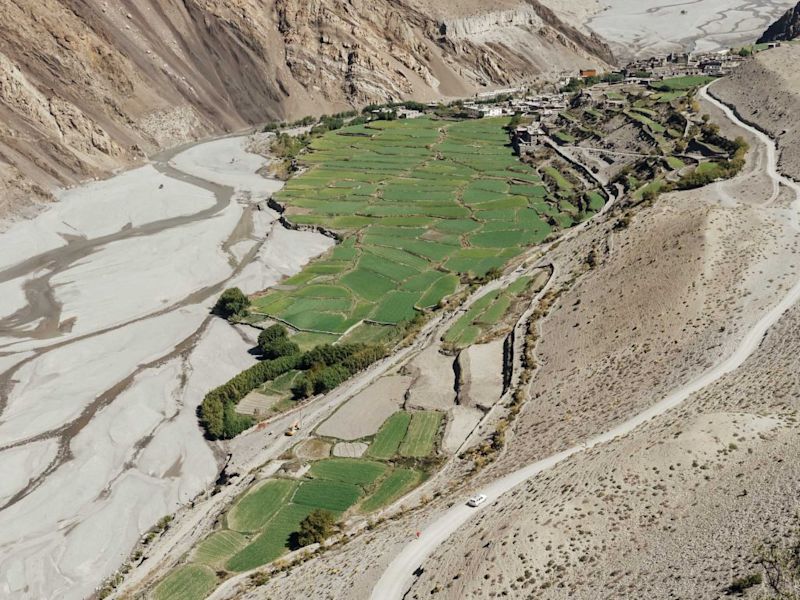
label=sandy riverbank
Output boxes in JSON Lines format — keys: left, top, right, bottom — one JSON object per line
{"left": 587, "top": 0, "right": 795, "bottom": 58}
{"left": 0, "top": 133, "right": 330, "bottom": 599}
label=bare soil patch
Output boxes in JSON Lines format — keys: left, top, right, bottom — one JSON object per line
{"left": 293, "top": 438, "right": 332, "bottom": 461}
{"left": 404, "top": 345, "right": 457, "bottom": 411}
{"left": 457, "top": 340, "right": 505, "bottom": 410}
{"left": 316, "top": 375, "right": 411, "bottom": 441}
{"left": 332, "top": 442, "right": 369, "bottom": 458}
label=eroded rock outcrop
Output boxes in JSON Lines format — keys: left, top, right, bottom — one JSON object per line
{"left": 758, "top": 1, "right": 800, "bottom": 42}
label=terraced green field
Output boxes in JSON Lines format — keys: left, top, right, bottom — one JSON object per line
{"left": 653, "top": 75, "right": 716, "bottom": 91}
{"left": 399, "top": 411, "right": 443, "bottom": 458}
{"left": 308, "top": 458, "right": 388, "bottom": 486}
{"left": 153, "top": 565, "right": 218, "bottom": 600}
{"left": 292, "top": 479, "right": 362, "bottom": 512}
{"left": 193, "top": 531, "right": 247, "bottom": 567}
{"left": 360, "top": 468, "right": 425, "bottom": 512}
{"left": 367, "top": 412, "right": 412, "bottom": 459}
{"left": 253, "top": 117, "right": 603, "bottom": 336}
{"left": 226, "top": 503, "right": 316, "bottom": 572}
{"left": 227, "top": 479, "right": 296, "bottom": 533}
{"left": 444, "top": 274, "right": 542, "bottom": 348}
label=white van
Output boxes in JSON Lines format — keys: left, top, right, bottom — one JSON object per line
{"left": 467, "top": 494, "right": 487, "bottom": 507}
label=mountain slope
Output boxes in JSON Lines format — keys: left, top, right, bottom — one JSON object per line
{"left": 0, "top": 0, "right": 612, "bottom": 220}
{"left": 758, "top": 0, "right": 800, "bottom": 42}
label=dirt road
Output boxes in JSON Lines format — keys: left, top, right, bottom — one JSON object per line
{"left": 370, "top": 82, "right": 800, "bottom": 600}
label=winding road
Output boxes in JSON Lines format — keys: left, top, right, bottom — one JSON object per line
{"left": 370, "top": 82, "right": 800, "bottom": 600}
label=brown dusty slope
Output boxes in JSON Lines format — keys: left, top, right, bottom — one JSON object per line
{"left": 0, "top": 0, "right": 611, "bottom": 220}
{"left": 714, "top": 45, "right": 800, "bottom": 180}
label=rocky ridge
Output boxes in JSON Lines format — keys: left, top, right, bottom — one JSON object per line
{"left": 758, "top": 0, "right": 800, "bottom": 42}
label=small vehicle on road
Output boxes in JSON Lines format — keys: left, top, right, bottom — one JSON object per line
{"left": 467, "top": 494, "right": 487, "bottom": 507}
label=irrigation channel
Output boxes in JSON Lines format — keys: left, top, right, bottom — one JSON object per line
{"left": 0, "top": 133, "right": 333, "bottom": 599}
{"left": 370, "top": 82, "right": 800, "bottom": 600}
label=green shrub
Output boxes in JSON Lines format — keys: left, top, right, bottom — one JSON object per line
{"left": 213, "top": 288, "right": 250, "bottom": 319}
{"left": 313, "top": 364, "right": 351, "bottom": 394}
{"left": 261, "top": 338, "right": 300, "bottom": 360}
{"left": 294, "top": 509, "right": 336, "bottom": 548}
{"left": 258, "top": 324, "right": 288, "bottom": 349}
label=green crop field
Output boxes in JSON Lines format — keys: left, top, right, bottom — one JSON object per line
{"left": 226, "top": 503, "right": 316, "bottom": 572}
{"left": 250, "top": 116, "right": 603, "bottom": 338}
{"left": 626, "top": 111, "right": 666, "bottom": 133}
{"left": 652, "top": 75, "right": 716, "bottom": 91}
{"left": 371, "top": 290, "right": 423, "bottom": 324}
{"left": 153, "top": 565, "right": 218, "bottom": 600}
{"left": 193, "top": 530, "right": 247, "bottom": 567}
{"left": 368, "top": 412, "right": 412, "bottom": 459}
{"left": 665, "top": 156, "right": 686, "bottom": 170}
{"left": 360, "top": 468, "right": 425, "bottom": 512}
{"left": 309, "top": 458, "right": 388, "bottom": 486}
{"left": 227, "top": 479, "right": 296, "bottom": 533}
{"left": 292, "top": 479, "right": 362, "bottom": 512}
{"left": 442, "top": 272, "right": 540, "bottom": 348}
{"left": 399, "top": 411, "right": 443, "bottom": 458}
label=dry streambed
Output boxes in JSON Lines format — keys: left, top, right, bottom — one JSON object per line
{"left": 0, "top": 135, "right": 330, "bottom": 599}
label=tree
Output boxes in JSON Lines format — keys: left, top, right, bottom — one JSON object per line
{"left": 258, "top": 324, "right": 294, "bottom": 357}
{"left": 213, "top": 288, "right": 250, "bottom": 319}
{"left": 199, "top": 394, "right": 224, "bottom": 439}
{"left": 294, "top": 509, "right": 336, "bottom": 548}
{"left": 261, "top": 338, "right": 300, "bottom": 360}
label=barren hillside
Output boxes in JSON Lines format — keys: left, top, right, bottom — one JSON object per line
{"left": 0, "top": 0, "right": 611, "bottom": 221}
{"left": 714, "top": 45, "right": 800, "bottom": 180}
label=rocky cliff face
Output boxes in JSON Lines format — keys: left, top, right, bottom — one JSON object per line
{"left": 758, "top": 1, "right": 800, "bottom": 42}
{"left": 0, "top": 0, "right": 612, "bottom": 219}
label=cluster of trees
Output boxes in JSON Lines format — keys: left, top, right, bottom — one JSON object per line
{"left": 676, "top": 136, "right": 748, "bottom": 190}
{"left": 262, "top": 110, "right": 359, "bottom": 133}
{"left": 561, "top": 72, "right": 624, "bottom": 93}
{"left": 291, "top": 343, "right": 387, "bottom": 399}
{"left": 213, "top": 288, "right": 250, "bottom": 320}
{"left": 258, "top": 324, "right": 300, "bottom": 359}
{"left": 198, "top": 334, "right": 386, "bottom": 439}
{"left": 199, "top": 353, "right": 304, "bottom": 439}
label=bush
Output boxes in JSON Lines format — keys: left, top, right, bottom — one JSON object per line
{"left": 341, "top": 345, "right": 386, "bottom": 372}
{"left": 213, "top": 288, "right": 250, "bottom": 319}
{"left": 258, "top": 324, "right": 288, "bottom": 348}
{"left": 292, "top": 343, "right": 385, "bottom": 399}
{"left": 725, "top": 572, "right": 761, "bottom": 594}
{"left": 261, "top": 338, "right": 301, "bottom": 360}
{"left": 294, "top": 509, "right": 335, "bottom": 548}
{"left": 290, "top": 374, "right": 315, "bottom": 400}
{"left": 258, "top": 325, "right": 299, "bottom": 358}
{"left": 313, "top": 364, "right": 351, "bottom": 394}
